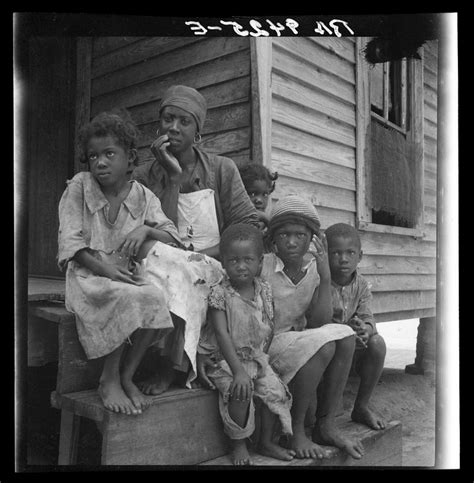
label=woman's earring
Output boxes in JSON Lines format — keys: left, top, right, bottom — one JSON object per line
{"left": 193, "top": 132, "right": 202, "bottom": 144}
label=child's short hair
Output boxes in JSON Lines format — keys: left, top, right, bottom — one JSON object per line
{"left": 238, "top": 163, "right": 278, "bottom": 193}
{"left": 325, "top": 223, "right": 361, "bottom": 250}
{"left": 220, "top": 223, "right": 264, "bottom": 258}
{"left": 78, "top": 109, "right": 140, "bottom": 164}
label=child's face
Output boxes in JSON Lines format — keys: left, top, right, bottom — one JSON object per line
{"left": 86, "top": 135, "right": 134, "bottom": 188}
{"left": 158, "top": 106, "right": 198, "bottom": 154}
{"left": 222, "top": 239, "right": 263, "bottom": 288}
{"left": 246, "top": 179, "right": 271, "bottom": 212}
{"left": 327, "top": 236, "right": 362, "bottom": 283}
{"left": 273, "top": 223, "right": 312, "bottom": 263}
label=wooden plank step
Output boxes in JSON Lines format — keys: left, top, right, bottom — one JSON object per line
{"left": 200, "top": 420, "right": 402, "bottom": 466}
{"left": 53, "top": 387, "right": 229, "bottom": 465}
{"left": 28, "top": 277, "right": 65, "bottom": 302}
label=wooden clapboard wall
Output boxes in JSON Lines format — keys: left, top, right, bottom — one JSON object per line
{"left": 87, "top": 36, "right": 253, "bottom": 169}
{"left": 268, "top": 37, "right": 438, "bottom": 323}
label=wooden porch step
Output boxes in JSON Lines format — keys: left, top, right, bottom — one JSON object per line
{"left": 200, "top": 420, "right": 402, "bottom": 467}
{"left": 52, "top": 386, "right": 229, "bottom": 465}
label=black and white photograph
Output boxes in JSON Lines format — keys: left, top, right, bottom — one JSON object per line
{"left": 13, "top": 12, "right": 459, "bottom": 472}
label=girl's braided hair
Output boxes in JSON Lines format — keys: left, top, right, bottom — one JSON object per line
{"left": 78, "top": 108, "right": 140, "bottom": 165}
{"left": 238, "top": 163, "right": 279, "bottom": 193}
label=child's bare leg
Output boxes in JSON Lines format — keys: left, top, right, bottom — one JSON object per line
{"left": 312, "top": 335, "right": 365, "bottom": 459}
{"left": 98, "top": 343, "right": 140, "bottom": 415}
{"left": 351, "top": 334, "right": 386, "bottom": 430}
{"left": 228, "top": 398, "right": 253, "bottom": 465}
{"left": 290, "top": 342, "right": 335, "bottom": 459}
{"left": 258, "top": 406, "right": 295, "bottom": 461}
{"left": 121, "top": 329, "right": 158, "bottom": 412}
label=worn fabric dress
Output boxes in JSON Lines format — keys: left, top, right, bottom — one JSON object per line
{"left": 139, "top": 242, "right": 224, "bottom": 384}
{"left": 57, "top": 172, "right": 183, "bottom": 360}
{"left": 261, "top": 253, "right": 354, "bottom": 384}
{"left": 205, "top": 276, "right": 292, "bottom": 440}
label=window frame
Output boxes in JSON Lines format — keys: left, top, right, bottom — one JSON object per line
{"left": 355, "top": 37, "right": 426, "bottom": 238}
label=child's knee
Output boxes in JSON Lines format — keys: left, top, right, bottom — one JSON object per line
{"left": 337, "top": 333, "right": 356, "bottom": 352}
{"left": 368, "top": 333, "right": 386, "bottom": 356}
{"left": 317, "top": 341, "right": 336, "bottom": 364}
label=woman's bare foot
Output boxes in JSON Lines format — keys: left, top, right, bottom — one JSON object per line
{"left": 289, "top": 431, "right": 331, "bottom": 459}
{"left": 312, "top": 417, "right": 365, "bottom": 459}
{"left": 258, "top": 441, "right": 296, "bottom": 461}
{"left": 121, "top": 377, "right": 150, "bottom": 412}
{"left": 98, "top": 380, "right": 140, "bottom": 415}
{"left": 351, "top": 404, "right": 386, "bottom": 430}
{"left": 137, "top": 368, "right": 175, "bottom": 395}
{"left": 231, "top": 439, "right": 253, "bottom": 465}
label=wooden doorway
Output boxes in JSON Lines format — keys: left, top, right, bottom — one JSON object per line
{"left": 27, "top": 37, "right": 76, "bottom": 278}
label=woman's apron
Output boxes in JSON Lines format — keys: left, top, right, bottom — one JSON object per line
{"left": 142, "top": 188, "right": 224, "bottom": 384}
{"left": 177, "top": 188, "right": 220, "bottom": 251}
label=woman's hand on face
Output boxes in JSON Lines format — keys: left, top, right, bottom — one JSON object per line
{"left": 309, "top": 233, "right": 331, "bottom": 281}
{"left": 150, "top": 133, "right": 182, "bottom": 180}
{"left": 119, "top": 226, "right": 150, "bottom": 258}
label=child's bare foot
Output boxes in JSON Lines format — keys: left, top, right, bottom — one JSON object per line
{"left": 258, "top": 441, "right": 296, "bottom": 461}
{"left": 312, "top": 417, "right": 365, "bottom": 459}
{"left": 98, "top": 380, "right": 140, "bottom": 415}
{"left": 289, "top": 431, "right": 330, "bottom": 459}
{"left": 351, "top": 404, "right": 386, "bottom": 430}
{"left": 231, "top": 439, "right": 253, "bottom": 465}
{"left": 121, "top": 377, "right": 150, "bottom": 412}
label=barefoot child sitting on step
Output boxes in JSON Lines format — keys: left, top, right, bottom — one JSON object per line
{"left": 205, "top": 224, "right": 295, "bottom": 465}
{"left": 325, "top": 223, "right": 387, "bottom": 430}
{"left": 198, "top": 195, "right": 365, "bottom": 460}
{"left": 57, "top": 109, "right": 183, "bottom": 416}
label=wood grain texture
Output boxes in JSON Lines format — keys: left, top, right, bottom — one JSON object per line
{"left": 274, "top": 37, "right": 356, "bottom": 84}
{"left": 272, "top": 121, "right": 356, "bottom": 169}
{"left": 91, "top": 48, "right": 250, "bottom": 114}
{"left": 92, "top": 37, "right": 249, "bottom": 97}
{"left": 272, "top": 43, "right": 355, "bottom": 106}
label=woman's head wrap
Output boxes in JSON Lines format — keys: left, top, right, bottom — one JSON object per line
{"left": 267, "top": 194, "right": 321, "bottom": 240}
{"left": 158, "top": 85, "right": 207, "bottom": 132}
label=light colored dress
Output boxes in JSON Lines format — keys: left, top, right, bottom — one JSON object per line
{"left": 140, "top": 242, "right": 224, "bottom": 384}
{"left": 205, "top": 276, "right": 292, "bottom": 439}
{"left": 261, "top": 253, "right": 354, "bottom": 384}
{"left": 57, "top": 172, "right": 182, "bottom": 359}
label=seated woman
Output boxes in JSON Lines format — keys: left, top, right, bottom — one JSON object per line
{"left": 131, "top": 85, "right": 259, "bottom": 393}
{"left": 132, "top": 84, "right": 259, "bottom": 259}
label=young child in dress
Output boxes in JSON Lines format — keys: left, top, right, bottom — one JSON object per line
{"left": 57, "top": 109, "right": 182, "bottom": 416}
{"left": 206, "top": 223, "right": 295, "bottom": 465}
{"left": 238, "top": 163, "right": 278, "bottom": 234}
{"left": 325, "top": 223, "right": 386, "bottom": 430}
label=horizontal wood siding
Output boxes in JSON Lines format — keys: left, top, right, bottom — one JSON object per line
{"left": 423, "top": 41, "right": 438, "bottom": 245}
{"left": 269, "top": 37, "right": 438, "bottom": 322}
{"left": 89, "top": 36, "right": 252, "bottom": 165}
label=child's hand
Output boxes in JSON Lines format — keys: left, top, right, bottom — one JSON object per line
{"left": 101, "top": 263, "right": 141, "bottom": 285}
{"left": 150, "top": 133, "right": 182, "bottom": 180}
{"left": 349, "top": 317, "right": 369, "bottom": 348}
{"left": 196, "top": 354, "right": 218, "bottom": 390}
{"left": 119, "top": 226, "right": 150, "bottom": 258}
{"left": 309, "top": 233, "right": 331, "bottom": 281}
{"left": 229, "top": 370, "right": 253, "bottom": 401}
